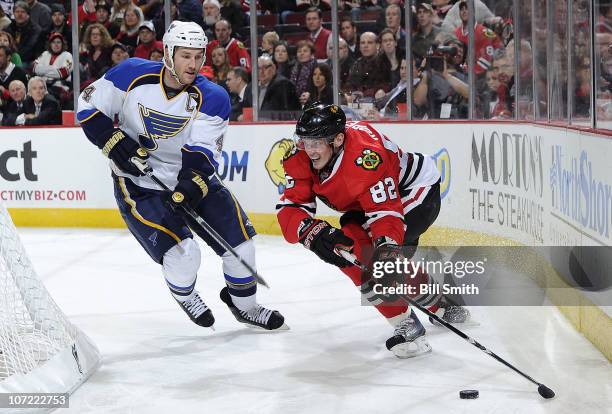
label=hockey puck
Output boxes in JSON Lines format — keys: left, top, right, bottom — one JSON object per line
{"left": 459, "top": 390, "right": 479, "bottom": 399}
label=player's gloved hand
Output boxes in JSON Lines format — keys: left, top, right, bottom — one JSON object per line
{"left": 297, "top": 218, "right": 354, "bottom": 268}
{"left": 163, "top": 169, "right": 209, "bottom": 212}
{"left": 100, "top": 128, "right": 148, "bottom": 176}
{"left": 366, "top": 237, "right": 407, "bottom": 303}
{"left": 360, "top": 277, "right": 399, "bottom": 305}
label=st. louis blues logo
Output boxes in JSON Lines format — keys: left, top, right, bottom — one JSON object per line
{"left": 137, "top": 103, "right": 191, "bottom": 151}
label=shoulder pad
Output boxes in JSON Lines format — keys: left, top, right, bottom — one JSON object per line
{"left": 193, "top": 77, "right": 230, "bottom": 119}
{"left": 104, "top": 58, "right": 163, "bottom": 92}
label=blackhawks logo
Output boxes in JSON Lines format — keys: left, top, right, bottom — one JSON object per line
{"left": 483, "top": 28, "right": 497, "bottom": 39}
{"left": 355, "top": 149, "right": 382, "bottom": 170}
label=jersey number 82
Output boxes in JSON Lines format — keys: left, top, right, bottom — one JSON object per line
{"left": 370, "top": 177, "right": 398, "bottom": 203}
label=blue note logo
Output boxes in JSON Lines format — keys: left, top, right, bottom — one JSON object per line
{"left": 137, "top": 103, "right": 191, "bottom": 151}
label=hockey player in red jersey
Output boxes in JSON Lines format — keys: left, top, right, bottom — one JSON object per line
{"left": 276, "top": 102, "right": 470, "bottom": 358}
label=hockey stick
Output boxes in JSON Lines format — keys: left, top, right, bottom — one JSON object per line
{"left": 130, "top": 157, "right": 270, "bottom": 288}
{"left": 335, "top": 249, "right": 555, "bottom": 400}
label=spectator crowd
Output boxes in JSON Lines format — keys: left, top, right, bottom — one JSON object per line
{"left": 0, "top": 0, "right": 610, "bottom": 124}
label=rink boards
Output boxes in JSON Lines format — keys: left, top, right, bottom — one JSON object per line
{"left": 1, "top": 121, "right": 610, "bottom": 360}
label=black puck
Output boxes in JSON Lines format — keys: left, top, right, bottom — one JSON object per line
{"left": 459, "top": 390, "right": 479, "bottom": 399}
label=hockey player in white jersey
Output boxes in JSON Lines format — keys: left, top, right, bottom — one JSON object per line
{"left": 77, "top": 21, "right": 286, "bottom": 331}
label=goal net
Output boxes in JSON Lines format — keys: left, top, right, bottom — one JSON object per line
{"left": 0, "top": 204, "right": 101, "bottom": 398}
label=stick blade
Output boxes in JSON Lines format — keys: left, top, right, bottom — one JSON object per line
{"left": 538, "top": 384, "right": 555, "bottom": 399}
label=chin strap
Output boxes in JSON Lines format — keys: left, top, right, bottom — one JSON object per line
{"left": 166, "top": 65, "right": 187, "bottom": 87}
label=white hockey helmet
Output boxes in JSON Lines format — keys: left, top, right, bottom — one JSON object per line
{"left": 162, "top": 20, "right": 208, "bottom": 82}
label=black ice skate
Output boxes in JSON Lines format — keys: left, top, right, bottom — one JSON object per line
{"left": 220, "top": 287, "right": 288, "bottom": 331}
{"left": 176, "top": 291, "right": 215, "bottom": 328}
{"left": 386, "top": 310, "right": 432, "bottom": 358}
{"left": 429, "top": 297, "right": 475, "bottom": 326}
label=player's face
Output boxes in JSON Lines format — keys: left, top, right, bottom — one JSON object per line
{"left": 173, "top": 47, "right": 204, "bottom": 85}
{"left": 301, "top": 137, "right": 334, "bottom": 170}
{"left": 298, "top": 134, "right": 344, "bottom": 170}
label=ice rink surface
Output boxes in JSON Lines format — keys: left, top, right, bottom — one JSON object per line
{"left": 19, "top": 228, "right": 612, "bottom": 414}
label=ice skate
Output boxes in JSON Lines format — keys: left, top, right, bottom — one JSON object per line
{"left": 220, "top": 287, "right": 289, "bottom": 331}
{"left": 386, "top": 310, "right": 432, "bottom": 358}
{"left": 429, "top": 297, "right": 476, "bottom": 326}
{"left": 176, "top": 291, "right": 215, "bottom": 328}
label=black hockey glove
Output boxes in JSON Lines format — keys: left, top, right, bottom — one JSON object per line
{"left": 297, "top": 218, "right": 354, "bottom": 268}
{"left": 100, "top": 128, "right": 148, "bottom": 176}
{"left": 164, "top": 169, "right": 209, "bottom": 212}
{"left": 365, "top": 238, "right": 407, "bottom": 303}
{"left": 360, "top": 277, "right": 399, "bottom": 305}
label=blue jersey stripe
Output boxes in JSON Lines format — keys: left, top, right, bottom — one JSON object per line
{"left": 76, "top": 108, "right": 99, "bottom": 122}
{"left": 165, "top": 278, "right": 197, "bottom": 292}
{"left": 183, "top": 144, "right": 219, "bottom": 168}
{"left": 224, "top": 273, "right": 256, "bottom": 284}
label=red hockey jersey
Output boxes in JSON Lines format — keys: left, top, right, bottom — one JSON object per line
{"left": 277, "top": 121, "right": 440, "bottom": 246}
{"left": 454, "top": 23, "right": 503, "bottom": 74}
{"left": 206, "top": 38, "right": 251, "bottom": 71}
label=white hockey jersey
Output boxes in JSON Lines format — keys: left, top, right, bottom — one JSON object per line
{"left": 76, "top": 58, "right": 230, "bottom": 190}
{"left": 33, "top": 50, "right": 73, "bottom": 85}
